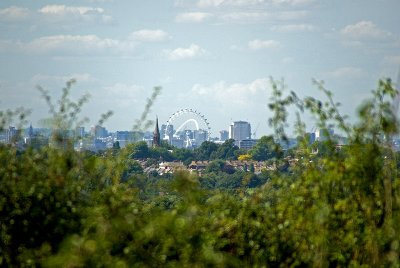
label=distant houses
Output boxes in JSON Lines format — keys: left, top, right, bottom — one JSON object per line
{"left": 138, "top": 159, "right": 275, "bottom": 176}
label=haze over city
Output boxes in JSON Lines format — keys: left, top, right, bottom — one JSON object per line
{"left": 1, "top": 0, "right": 399, "bottom": 135}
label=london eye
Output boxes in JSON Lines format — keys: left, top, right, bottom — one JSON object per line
{"left": 164, "top": 108, "right": 211, "bottom": 148}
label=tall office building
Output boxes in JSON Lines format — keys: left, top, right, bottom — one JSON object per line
{"left": 6, "top": 127, "right": 17, "bottom": 144}
{"left": 161, "top": 124, "right": 174, "bottom": 141}
{"left": 219, "top": 130, "right": 229, "bottom": 141}
{"left": 315, "top": 128, "right": 334, "bottom": 142}
{"left": 229, "top": 121, "right": 251, "bottom": 145}
{"left": 194, "top": 129, "right": 207, "bottom": 145}
{"left": 239, "top": 139, "right": 258, "bottom": 150}
{"left": 91, "top": 125, "right": 107, "bottom": 138}
{"left": 115, "top": 131, "right": 135, "bottom": 148}
{"left": 75, "top": 126, "right": 85, "bottom": 138}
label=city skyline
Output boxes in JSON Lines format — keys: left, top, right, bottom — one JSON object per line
{"left": 1, "top": 1, "right": 399, "bottom": 136}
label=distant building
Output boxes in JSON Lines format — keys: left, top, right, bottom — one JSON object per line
{"left": 161, "top": 124, "right": 174, "bottom": 141}
{"left": 315, "top": 128, "right": 334, "bottom": 141}
{"left": 152, "top": 117, "right": 161, "bottom": 147}
{"left": 6, "top": 127, "right": 18, "bottom": 144}
{"left": 115, "top": 131, "right": 139, "bottom": 148}
{"left": 308, "top": 132, "right": 316, "bottom": 144}
{"left": 75, "top": 126, "right": 85, "bottom": 138}
{"left": 239, "top": 139, "right": 258, "bottom": 150}
{"left": 220, "top": 130, "right": 229, "bottom": 141}
{"left": 28, "top": 124, "right": 33, "bottom": 139}
{"left": 24, "top": 124, "right": 34, "bottom": 145}
{"left": 171, "top": 138, "right": 184, "bottom": 148}
{"left": 91, "top": 125, "right": 107, "bottom": 138}
{"left": 94, "top": 138, "right": 107, "bottom": 151}
{"left": 194, "top": 129, "right": 207, "bottom": 145}
{"left": 229, "top": 121, "right": 251, "bottom": 146}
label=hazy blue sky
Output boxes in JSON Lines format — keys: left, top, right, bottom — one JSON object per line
{"left": 1, "top": 0, "right": 399, "bottom": 136}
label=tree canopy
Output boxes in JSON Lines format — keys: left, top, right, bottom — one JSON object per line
{"left": 249, "top": 135, "right": 282, "bottom": 161}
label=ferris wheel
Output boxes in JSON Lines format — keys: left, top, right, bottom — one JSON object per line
{"left": 164, "top": 108, "right": 211, "bottom": 142}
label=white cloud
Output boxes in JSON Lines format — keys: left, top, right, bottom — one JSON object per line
{"left": 38, "top": 5, "right": 103, "bottom": 15}
{"left": 271, "top": 23, "right": 316, "bottom": 33}
{"left": 197, "top": 0, "right": 226, "bottom": 7}
{"left": 0, "top": 4, "right": 114, "bottom": 26}
{"left": 0, "top": 40, "right": 14, "bottom": 52}
{"left": 248, "top": 39, "right": 280, "bottom": 50}
{"left": 197, "top": 0, "right": 314, "bottom": 8}
{"left": 178, "top": 1, "right": 310, "bottom": 24}
{"left": 86, "top": 0, "right": 114, "bottom": 2}
{"left": 164, "top": 44, "right": 207, "bottom": 60}
{"left": 0, "top": 6, "right": 30, "bottom": 21}
{"left": 31, "top": 73, "right": 96, "bottom": 84}
{"left": 383, "top": 55, "right": 400, "bottom": 66}
{"left": 104, "top": 83, "right": 144, "bottom": 106}
{"left": 197, "top": 0, "right": 266, "bottom": 7}
{"left": 130, "top": 29, "right": 170, "bottom": 42}
{"left": 191, "top": 78, "right": 269, "bottom": 107}
{"left": 340, "top": 40, "right": 363, "bottom": 48}
{"left": 221, "top": 12, "right": 269, "bottom": 23}
{"left": 38, "top": 5, "right": 113, "bottom": 24}
{"left": 326, "top": 67, "right": 364, "bottom": 79}
{"left": 281, "top": 57, "right": 294, "bottom": 64}
{"left": 270, "top": 0, "right": 315, "bottom": 7}
{"left": 175, "top": 12, "right": 213, "bottom": 23}
{"left": 219, "top": 10, "right": 308, "bottom": 23}
{"left": 229, "top": 44, "right": 243, "bottom": 51}
{"left": 341, "top": 21, "right": 391, "bottom": 40}
{"left": 22, "top": 35, "right": 135, "bottom": 55}
{"left": 181, "top": 78, "right": 273, "bottom": 134}
{"left": 275, "top": 10, "right": 308, "bottom": 20}
{"left": 160, "top": 76, "right": 173, "bottom": 84}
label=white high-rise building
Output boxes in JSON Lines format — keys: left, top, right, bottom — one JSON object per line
{"left": 315, "top": 128, "right": 334, "bottom": 141}
{"left": 229, "top": 121, "right": 251, "bottom": 145}
{"left": 161, "top": 124, "right": 174, "bottom": 143}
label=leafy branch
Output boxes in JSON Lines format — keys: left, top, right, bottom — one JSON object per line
{"left": 132, "top": 86, "right": 162, "bottom": 132}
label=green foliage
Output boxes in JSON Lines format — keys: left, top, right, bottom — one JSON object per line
{"left": 128, "top": 141, "right": 150, "bottom": 159}
{"left": 213, "top": 139, "right": 239, "bottom": 160}
{"left": 37, "top": 79, "right": 113, "bottom": 149}
{"left": 132, "top": 86, "right": 162, "bottom": 132}
{"left": 0, "top": 147, "right": 89, "bottom": 266}
{"left": 171, "top": 148, "right": 194, "bottom": 166}
{"left": 2, "top": 78, "right": 400, "bottom": 267}
{"left": 0, "top": 107, "right": 30, "bottom": 131}
{"left": 151, "top": 146, "right": 173, "bottom": 161}
{"left": 205, "top": 159, "right": 226, "bottom": 173}
{"left": 194, "top": 140, "right": 218, "bottom": 160}
{"left": 249, "top": 135, "right": 283, "bottom": 161}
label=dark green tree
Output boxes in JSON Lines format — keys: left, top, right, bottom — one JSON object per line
{"left": 249, "top": 135, "right": 283, "bottom": 161}
{"left": 150, "top": 146, "right": 173, "bottom": 161}
{"left": 205, "top": 159, "right": 226, "bottom": 173}
{"left": 194, "top": 141, "right": 219, "bottom": 160}
{"left": 213, "top": 139, "right": 239, "bottom": 160}
{"left": 113, "top": 141, "right": 120, "bottom": 150}
{"left": 171, "top": 147, "right": 195, "bottom": 165}
{"left": 121, "top": 159, "right": 144, "bottom": 182}
{"left": 129, "top": 141, "right": 150, "bottom": 159}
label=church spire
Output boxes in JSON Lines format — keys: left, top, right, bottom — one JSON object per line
{"left": 152, "top": 116, "right": 161, "bottom": 147}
